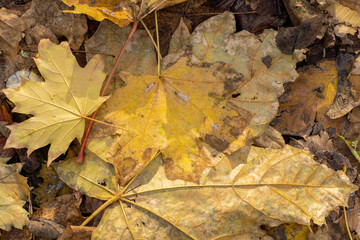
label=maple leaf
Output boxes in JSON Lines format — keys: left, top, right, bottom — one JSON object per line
{"left": 3, "top": 39, "right": 110, "bottom": 165}
{"left": 87, "top": 12, "right": 299, "bottom": 184}
{"left": 62, "top": 0, "right": 187, "bottom": 27}
{"left": 54, "top": 145, "right": 357, "bottom": 239}
{"left": 0, "top": 159, "right": 29, "bottom": 231}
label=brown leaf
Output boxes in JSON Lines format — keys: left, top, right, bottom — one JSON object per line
{"left": 0, "top": 8, "right": 26, "bottom": 56}
{"left": 21, "top": 0, "right": 87, "bottom": 50}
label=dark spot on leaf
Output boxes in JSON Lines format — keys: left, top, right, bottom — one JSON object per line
{"left": 232, "top": 93, "right": 241, "bottom": 98}
{"left": 204, "top": 134, "right": 230, "bottom": 152}
{"left": 120, "top": 157, "right": 138, "bottom": 176}
{"left": 98, "top": 181, "right": 106, "bottom": 186}
{"left": 262, "top": 56, "right": 272, "bottom": 68}
{"left": 142, "top": 148, "right": 153, "bottom": 161}
{"left": 314, "top": 86, "right": 325, "bottom": 99}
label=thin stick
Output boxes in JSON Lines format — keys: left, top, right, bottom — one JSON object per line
{"left": 343, "top": 206, "right": 353, "bottom": 240}
{"left": 81, "top": 115, "right": 127, "bottom": 130}
{"left": 77, "top": 22, "right": 139, "bottom": 163}
{"left": 155, "top": 11, "right": 161, "bottom": 76}
{"left": 140, "top": 19, "right": 162, "bottom": 60}
{"left": 185, "top": 11, "right": 256, "bottom": 15}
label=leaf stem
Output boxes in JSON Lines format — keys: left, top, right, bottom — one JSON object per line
{"left": 140, "top": 19, "right": 162, "bottom": 60}
{"left": 155, "top": 11, "right": 161, "bottom": 76}
{"left": 81, "top": 191, "right": 123, "bottom": 227}
{"left": 81, "top": 115, "right": 127, "bottom": 131}
{"left": 77, "top": 22, "right": 139, "bottom": 163}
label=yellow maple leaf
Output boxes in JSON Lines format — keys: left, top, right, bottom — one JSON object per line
{"left": 93, "top": 57, "right": 252, "bottom": 184}
{"left": 62, "top": 0, "right": 187, "bottom": 27}
{"left": 3, "top": 39, "right": 110, "bottom": 165}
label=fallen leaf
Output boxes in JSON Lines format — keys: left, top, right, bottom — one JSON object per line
{"left": 0, "top": 8, "right": 26, "bottom": 56}
{"left": 327, "top": 54, "right": 358, "bottom": 119}
{"left": 88, "top": 12, "right": 299, "bottom": 184}
{"left": 55, "top": 145, "right": 357, "bottom": 239}
{"left": 273, "top": 60, "right": 338, "bottom": 136}
{"left": 84, "top": 19, "right": 157, "bottom": 91}
{"left": 276, "top": 16, "right": 326, "bottom": 55}
{"left": 347, "top": 197, "right": 360, "bottom": 236}
{"left": 3, "top": 39, "right": 109, "bottom": 165}
{"left": 21, "top": 0, "right": 88, "bottom": 50}
{"left": 92, "top": 57, "right": 252, "bottom": 184}
{"left": 327, "top": 2, "right": 360, "bottom": 28}
{"left": 341, "top": 0, "right": 360, "bottom": 12}
{"left": 0, "top": 161, "right": 29, "bottom": 231}
{"left": 62, "top": 0, "right": 187, "bottom": 27}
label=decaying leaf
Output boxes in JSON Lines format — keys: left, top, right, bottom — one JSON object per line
{"left": 274, "top": 60, "right": 338, "bottom": 136}
{"left": 0, "top": 8, "right": 26, "bottom": 56}
{"left": 3, "top": 40, "right": 109, "bottom": 165}
{"left": 327, "top": 2, "right": 360, "bottom": 28}
{"left": 55, "top": 145, "right": 357, "bottom": 239}
{"left": 21, "top": 0, "right": 88, "bottom": 50}
{"left": 62, "top": 0, "right": 187, "bottom": 27}
{"left": 0, "top": 161, "right": 29, "bottom": 231}
{"left": 88, "top": 12, "right": 299, "bottom": 184}
{"left": 327, "top": 54, "right": 358, "bottom": 119}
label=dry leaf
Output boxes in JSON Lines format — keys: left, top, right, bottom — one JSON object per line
{"left": 3, "top": 40, "right": 109, "bottom": 165}
{"left": 21, "top": 0, "right": 88, "bottom": 50}
{"left": 327, "top": 2, "right": 360, "bottom": 28}
{"left": 274, "top": 60, "right": 338, "bottom": 136}
{"left": 84, "top": 19, "right": 157, "bottom": 90}
{"left": 55, "top": 145, "right": 357, "bottom": 239}
{"left": 62, "top": 0, "right": 187, "bottom": 27}
{"left": 0, "top": 8, "right": 26, "bottom": 56}
{"left": 0, "top": 161, "right": 29, "bottom": 231}
{"left": 88, "top": 12, "right": 299, "bottom": 184}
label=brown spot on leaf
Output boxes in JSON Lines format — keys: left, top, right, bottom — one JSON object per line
{"left": 142, "top": 148, "right": 153, "bottom": 161}
{"left": 262, "top": 56, "right": 272, "bottom": 68}
{"left": 120, "top": 157, "right": 138, "bottom": 176}
{"left": 204, "top": 134, "right": 230, "bottom": 152}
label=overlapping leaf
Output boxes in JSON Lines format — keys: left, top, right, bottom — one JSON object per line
{"left": 0, "top": 161, "right": 29, "bottom": 231}
{"left": 273, "top": 60, "right": 339, "bottom": 136}
{"left": 88, "top": 12, "right": 299, "bottom": 184}
{"left": 55, "top": 145, "right": 357, "bottom": 239}
{"left": 62, "top": 0, "right": 187, "bottom": 27}
{"left": 3, "top": 40, "right": 109, "bottom": 164}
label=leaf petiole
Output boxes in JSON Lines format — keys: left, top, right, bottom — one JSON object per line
{"left": 80, "top": 115, "right": 127, "bottom": 131}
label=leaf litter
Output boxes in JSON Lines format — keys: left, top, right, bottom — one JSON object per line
{"left": 1, "top": 0, "right": 360, "bottom": 239}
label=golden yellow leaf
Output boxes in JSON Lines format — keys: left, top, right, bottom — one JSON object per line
{"left": 0, "top": 162, "right": 29, "bottom": 231}
{"left": 55, "top": 145, "right": 357, "bottom": 239}
{"left": 327, "top": 2, "right": 360, "bottom": 28}
{"left": 93, "top": 58, "right": 252, "bottom": 184}
{"left": 88, "top": 12, "right": 299, "bottom": 184}
{"left": 3, "top": 40, "right": 109, "bottom": 165}
{"left": 273, "top": 60, "right": 338, "bottom": 136}
{"left": 62, "top": 0, "right": 187, "bottom": 27}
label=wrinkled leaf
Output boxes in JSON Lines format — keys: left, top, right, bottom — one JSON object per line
{"left": 3, "top": 40, "right": 109, "bottom": 164}
{"left": 62, "top": 0, "right": 187, "bottom": 27}
{"left": 0, "top": 162, "right": 29, "bottom": 231}
{"left": 56, "top": 145, "right": 357, "bottom": 239}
